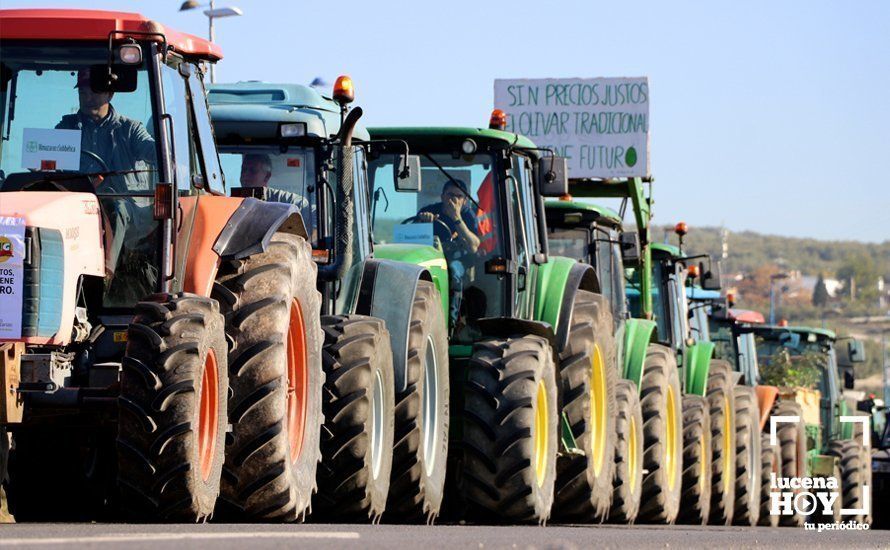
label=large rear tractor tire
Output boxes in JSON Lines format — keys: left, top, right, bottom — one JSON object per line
{"left": 459, "top": 335, "right": 559, "bottom": 524}
{"left": 758, "top": 433, "right": 780, "bottom": 527}
{"left": 706, "top": 359, "right": 736, "bottom": 525}
{"left": 385, "top": 280, "right": 450, "bottom": 523}
{"left": 775, "top": 399, "right": 807, "bottom": 527}
{"left": 608, "top": 379, "right": 643, "bottom": 523}
{"left": 554, "top": 290, "right": 617, "bottom": 521}
{"left": 314, "top": 315, "right": 395, "bottom": 522}
{"left": 731, "top": 385, "right": 761, "bottom": 526}
{"left": 213, "top": 232, "right": 324, "bottom": 521}
{"left": 676, "top": 394, "right": 712, "bottom": 524}
{"left": 117, "top": 293, "right": 228, "bottom": 522}
{"left": 636, "top": 344, "right": 683, "bottom": 524}
{"left": 828, "top": 439, "right": 869, "bottom": 525}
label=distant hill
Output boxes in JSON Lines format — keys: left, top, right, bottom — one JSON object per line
{"left": 650, "top": 225, "right": 890, "bottom": 280}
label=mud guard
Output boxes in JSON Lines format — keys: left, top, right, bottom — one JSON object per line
{"left": 755, "top": 385, "right": 780, "bottom": 432}
{"left": 535, "top": 259, "right": 599, "bottom": 354}
{"left": 353, "top": 258, "right": 432, "bottom": 393}
{"left": 213, "top": 198, "right": 308, "bottom": 260}
{"left": 684, "top": 341, "right": 715, "bottom": 397}
{"left": 620, "top": 317, "right": 657, "bottom": 389}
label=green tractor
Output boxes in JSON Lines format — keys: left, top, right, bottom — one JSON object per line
{"left": 752, "top": 325, "right": 872, "bottom": 525}
{"left": 365, "top": 118, "right": 617, "bottom": 524}
{"left": 207, "top": 79, "right": 450, "bottom": 522}
{"left": 544, "top": 185, "right": 739, "bottom": 526}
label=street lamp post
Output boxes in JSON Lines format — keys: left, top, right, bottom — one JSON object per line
{"left": 179, "top": 0, "right": 243, "bottom": 83}
{"left": 769, "top": 272, "right": 790, "bottom": 325}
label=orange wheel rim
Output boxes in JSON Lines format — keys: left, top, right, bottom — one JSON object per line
{"left": 286, "top": 299, "right": 309, "bottom": 464}
{"left": 198, "top": 349, "right": 219, "bottom": 482}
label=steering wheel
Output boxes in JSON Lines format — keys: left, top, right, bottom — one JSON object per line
{"left": 81, "top": 150, "right": 110, "bottom": 173}
{"left": 401, "top": 215, "right": 455, "bottom": 244}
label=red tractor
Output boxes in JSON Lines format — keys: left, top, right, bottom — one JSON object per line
{"left": 0, "top": 10, "right": 324, "bottom": 522}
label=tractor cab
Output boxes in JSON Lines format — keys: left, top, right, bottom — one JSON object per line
{"left": 366, "top": 125, "right": 567, "bottom": 344}
{"left": 545, "top": 197, "right": 629, "bottom": 328}
{"left": 0, "top": 9, "right": 224, "bottom": 316}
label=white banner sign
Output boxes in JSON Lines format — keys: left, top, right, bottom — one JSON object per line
{"left": 494, "top": 78, "right": 649, "bottom": 179}
{"left": 21, "top": 128, "right": 81, "bottom": 171}
{"left": 0, "top": 217, "right": 26, "bottom": 339}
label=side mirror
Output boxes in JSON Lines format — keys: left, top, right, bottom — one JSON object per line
{"left": 395, "top": 154, "right": 422, "bottom": 192}
{"left": 847, "top": 339, "right": 866, "bottom": 363}
{"left": 90, "top": 63, "right": 138, "bottom": 93}
{"left": 702, "top": 259, "right": 723, "bottom": 291}
{"left": 843, "top": 367, "right": 855, "bottom": 390}
{"left": 536, "top": 156, "right": 568, "bottom": 197}
{"left": 619, "top": 231, "right": 641, "bottom": 264}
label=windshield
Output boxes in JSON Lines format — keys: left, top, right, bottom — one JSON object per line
{"left": 219, "top": 146, "right": 318, "bottom": 239}
{"left": 368, "top": 151, "right": 504, "bottom": 341}
{"left": 548, "top": 228, "right": 589, "bottom": 262}
{"left": 0, "top": 44, "right": 159, "bottom": 193}
{"left": 627, "top": 259, "right": 669, "bottom": 340}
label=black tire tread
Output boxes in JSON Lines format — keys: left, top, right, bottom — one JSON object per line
{"left": 676, "top": 394, "right": 711, "bottom": 524}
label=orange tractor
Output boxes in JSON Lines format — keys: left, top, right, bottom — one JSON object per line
{"left": 0, "top": 9, "right": 323, "bottom": 522}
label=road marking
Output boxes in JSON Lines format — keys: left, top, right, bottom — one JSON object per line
{"left": 0, "top": 532, "right": 360, "bottom": 546}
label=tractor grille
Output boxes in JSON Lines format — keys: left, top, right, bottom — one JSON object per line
{"left": 21, "top": 227, "right": 64, "bottom": 338}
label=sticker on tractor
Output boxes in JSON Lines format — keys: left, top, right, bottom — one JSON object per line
{"left": 0, "top": 217, "right": 26, "bottom": 339}
{"left": 21, "top": 128, "right": 81, "bottom": 171}
{"left": 494, "top": 77, "right": 650, "bottom": 179}
{"left": 393, "top": 223, "right": 435, "bottom": 247}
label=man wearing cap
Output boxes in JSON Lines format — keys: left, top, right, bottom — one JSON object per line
{"left": 416, "top": 179, "right": 481, "bottom": 326}
{"left": 56, "top": 68, "right": 156, "bottom": 193}
{"left": 416, "top": 179, "right": 481, "bottom": 254}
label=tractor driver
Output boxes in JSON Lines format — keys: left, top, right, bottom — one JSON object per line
{"left": 56, "top": 68, "right": 156, "bottom": 193}
{"left": 416, "top": 179, "right": 481, "bottom": 326}
{"left": 240, "top": 153, "right": 315, "bottom": 236}
{"left": 55, "top": 69, "right": 159, "bottom": 305}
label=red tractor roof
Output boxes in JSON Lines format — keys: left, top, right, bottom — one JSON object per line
{"left": 0, "top": 9, "right": 222, "bottom": 61}
{"left": 729, "top": 309, "right": 765, "bottom": 324}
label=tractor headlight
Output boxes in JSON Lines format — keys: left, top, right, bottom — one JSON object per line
{"left": 279, "top": 123, "right": 307, "bottom": 138}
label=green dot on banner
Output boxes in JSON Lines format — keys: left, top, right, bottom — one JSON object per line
{"left": 625, "top": 147, "right": 638, "bottom": 167}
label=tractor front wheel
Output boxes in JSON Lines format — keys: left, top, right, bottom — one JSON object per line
{"left": 117, "top": 293, "right": 228, "bottom": 522}
{"left": 608, "top": 378, "right": 643, "bottom": 523}
{"left": 828, "top": 439, "right": 869, "bottom": 525}
{"left": 636, "top": 344, "right": 683, "bottom": 524}
{"left": 731, "top": 386, "right": 762, "bottom": 526}
{"left": 775, "top": 399, "right": 807, "bottom": 527}
{"left": 676, "top": 394, "right": 711, "bottom": 524}
{"left": 460, "top": 335, "right": 558, "bottom": 524}
{"left": 554, "top": 290, "right": 617, "bottom": 522}
{"left": 706, "top": 359, "right": 736, "bottom": 525}
{"left": 758, "top": 433, "right": 780, "bottom": 527}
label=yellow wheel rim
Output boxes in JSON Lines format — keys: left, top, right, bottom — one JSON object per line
{"left": 722, "top": 395, "right": 732, "bottom": 495}
{"left": 590, "top": 344, "right": 607, "bottom": 476}
{"left": 534, "top": 380, "right": 549, "bottom": 487}
{"left": 628, "top": 415, "right": 639, "bottom": 494}
{"left": 665, "top": 384, "right": 679, "bottom": 490}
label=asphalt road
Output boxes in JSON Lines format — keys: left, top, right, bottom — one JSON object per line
{"left": 0, "top": 523, "right": 885, "bottom": 549}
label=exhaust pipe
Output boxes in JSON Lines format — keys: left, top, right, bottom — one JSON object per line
{"left": 319, "top": 106, "right": 363, "bottom": 281}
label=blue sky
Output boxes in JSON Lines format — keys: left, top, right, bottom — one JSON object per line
{"left": 5, "top": 0, "right": 889, "bottom": 243}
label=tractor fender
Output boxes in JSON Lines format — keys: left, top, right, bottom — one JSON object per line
{"left": 755, "top": 384, "right": 780, "bottom": 432}
{"left": 212, "top": 197, "right": 308, "bottom": 260}
{"left": 621, "top": 317, "right": 657, "bottom": 389}
{"left": 535, "top": 259, "right": 599, "bottom": 354}
{"left": 684, "top": 341, "right": 716, "bottom": 397}
{"left": 476, "top": 317, "right": 557, "bottom": 362}
{"left": 180, "top": 196, "right": 308, "bottom": 297}
{"left": 353, "top": 258, "right": 433, "bottom": 393}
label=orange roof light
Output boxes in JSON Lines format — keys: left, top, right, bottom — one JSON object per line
{"left": 726, "top": 292, "right": 736, "bottom": 306}
{"left": 674, "top": 222, "right": 688, "bottom": 236}
{"left": 333, "top": 75, "right": 354, "bottom": 106}
{"left": 559, "top": 194, "right": 573, "bottom": 201}
{"left": 489, "top": 109, "right": 507, "bottom": 130}
{"left": 687, "top": 264, "right": 699, "bottom": 278}
{"left": 778, "top": 319, "right": 789, "bottom": 327}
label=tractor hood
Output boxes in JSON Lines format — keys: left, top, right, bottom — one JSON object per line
{"left": 0, "top": 191, "right": 105, "bottom": 345}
